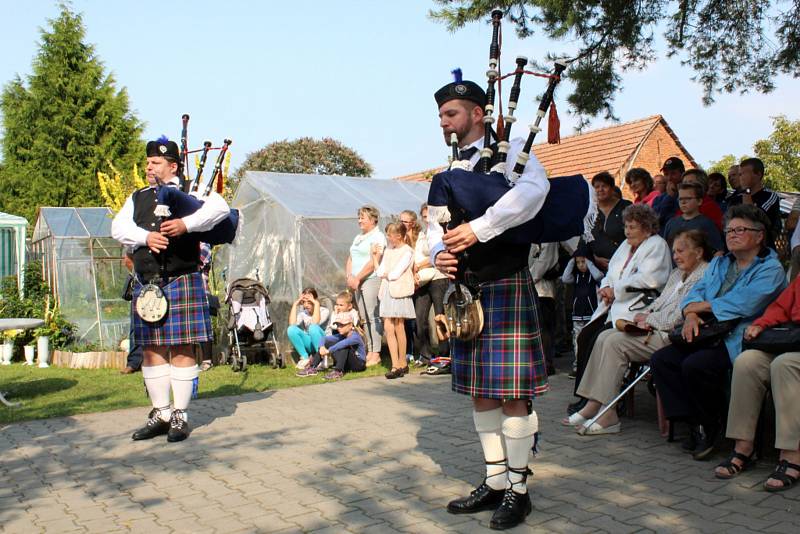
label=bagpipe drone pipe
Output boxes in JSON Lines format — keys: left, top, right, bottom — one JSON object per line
{"left": 428, "top": 10, "right": 593, "bottom": 245}
{"left": 155, "top": 133, "right": 239, "bottom": 246}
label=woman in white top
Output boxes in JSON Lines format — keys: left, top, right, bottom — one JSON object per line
{"left": 372, "top": 222, "right": 416, "bottom": 379}
{"left": 571, "top": 204, "right": 672, "bottom": 404}
{"left": 346, "top": 205, "right": 386, "bottom": 366}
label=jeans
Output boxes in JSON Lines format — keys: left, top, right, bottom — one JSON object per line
{"left": 287, "top": 324, "right": 325, "bottom": 358}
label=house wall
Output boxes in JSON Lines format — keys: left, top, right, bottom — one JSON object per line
{"left": 620, "top": 122, "right": 694, "bottom": 199}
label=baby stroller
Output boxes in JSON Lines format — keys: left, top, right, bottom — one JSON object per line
{"left": 220, "top": 273, "right": 283, "bottom": 371}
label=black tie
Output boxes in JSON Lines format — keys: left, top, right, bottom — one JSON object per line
{"left": 458, "top": 146, "right": 478, "bottom": 161}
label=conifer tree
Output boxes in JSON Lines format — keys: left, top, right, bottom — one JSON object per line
{"left": 0, "top": 4, "right": 143, "bottom": 223}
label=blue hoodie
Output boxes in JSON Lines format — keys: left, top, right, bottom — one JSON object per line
{"left": 681, "top": 248, "right": 786, "bottom": 361}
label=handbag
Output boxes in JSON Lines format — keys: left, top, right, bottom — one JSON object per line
{"left": 615, "top": 319, "right": 650, "bottom": 336}
{"left": 416, "top": 267, "right": 437, "bottom": 286}
{"left": 668, "top": 312, "right": 739, "bottom": 350}
{"left": 121, "top": 274, "right": 135, "bottom": 301}
{"left": 135, "top": 282, "right": 169, "bottom": 323}
{"left": 742, "top": 323, "right": 800, "bottom": 354}
{"left": 442, "top": 282, "right": 484, "bottom": 341}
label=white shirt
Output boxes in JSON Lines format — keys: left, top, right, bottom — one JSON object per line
{"left": 427, "top": 136, "right": 549, "bottom": 264}
{"left": 111, "top": 176, "right": 230, "bottom": 249}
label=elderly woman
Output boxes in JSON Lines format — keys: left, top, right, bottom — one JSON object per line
{"left": 650, "top": 204, "right": 786, "bottom": 460}
{"left": 590, "top": 172, "right": 632, "bottom": 272}
{"left": 565, "top": 230, "right": 712, "bottom": 432}
{"left": 570, "top": 204, "right": 672, "bottom": 406}
{"left": 626, "top": 168, "right": 660, "bottom": 207}
{"left": 713, "top": 273, "right": 800, "bottom": 491}
{"left": 346, "top": 205, "right": 386, "bottom": 366}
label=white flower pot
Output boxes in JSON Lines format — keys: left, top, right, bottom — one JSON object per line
{"left": 24, "top": 345, "right": 36, "bottom": 365}
{"left": 37, "top": 336, "right": 50, "bottom": 368}
{"left": 1, "top": 343, "right": 12, "bottom": 365}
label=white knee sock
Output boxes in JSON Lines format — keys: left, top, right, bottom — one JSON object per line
{"left": 502, "top": 411, "right": 539, "bottom": 494}
{"left": 170, "top": 365, "right": 199, "bottom": 419}
{"left": 142, "top": 364, "right": 172, "bottom": 421}
{"left": 474, "top": 408, "right": 507, "bottom": 490}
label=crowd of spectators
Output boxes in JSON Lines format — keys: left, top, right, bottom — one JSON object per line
{"left": 282, "top": 155, "right": 800, "bottom": 491}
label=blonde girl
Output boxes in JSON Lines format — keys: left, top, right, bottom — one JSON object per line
{"left": 372, "top": 222, "right": 416, "bottom": 379}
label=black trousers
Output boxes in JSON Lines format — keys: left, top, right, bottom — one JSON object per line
{"left": 332, "top": 346, "right": 365, "bottom": 373}
{"left": 413, "top": 278, "right": 449, "bottom": 359}
{"left": 573, "top": 314, "right": 611, "bottom": 395}
{"left": 539, "top": 296, "right": 556, "bottom": 369}
{"left": 650, "top": 343, "right": 731, "bottom": 431}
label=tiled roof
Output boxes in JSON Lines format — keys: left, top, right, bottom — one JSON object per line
{"left": 395, "top": 115, "right": 696, "bottom": 182}
{"left": 531, "top": 115, "right": 665, "bottom": 178}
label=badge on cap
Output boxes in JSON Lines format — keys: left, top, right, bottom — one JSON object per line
{"left": 454, "top": 84, "right": 468, "bottom": 95}
{"left": 159, "top": 145, "right": 167, "bottom": 154}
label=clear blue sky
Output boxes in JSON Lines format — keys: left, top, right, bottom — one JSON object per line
{"left": 2, "top": 1, "right": 798, "bottom": 180}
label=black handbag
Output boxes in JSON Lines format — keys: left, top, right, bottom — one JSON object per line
{"left": 742, "top": 323, "right": 800, "bottom": 354}
{"left": 668, "top": 312, "right": 740, "bottom": 350}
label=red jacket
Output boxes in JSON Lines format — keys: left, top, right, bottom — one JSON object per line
{"left": 677, "top": 196, "right": 724, "bottom": 230}
{"left": 753, "top": 275, "right": 800, "bottom": 328}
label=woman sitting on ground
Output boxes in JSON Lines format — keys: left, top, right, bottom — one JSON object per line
{"left": 570, "top": 204, "right": 673, "bottom": 398}
{"left": 564, "top": 230, "right": 712, "bottom": 433}
{"left": 714, "top": 272, "right": 800, "bottom": 491}
{"left": 287, "top": 288, "right": 330, "bottom": 369}
{"left": 650, "top": 204, "right": 786, "bottom": 460}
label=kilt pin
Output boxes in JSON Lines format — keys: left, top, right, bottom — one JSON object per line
{"left": 132, "top": 272, "right": 212, "bottom": 346}
{"left": 451, "top": 268, "right": 549, "bottom": 400}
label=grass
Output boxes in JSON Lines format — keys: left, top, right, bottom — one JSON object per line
{"left": 0, "top": 359, "right": 401, "bottom": 425}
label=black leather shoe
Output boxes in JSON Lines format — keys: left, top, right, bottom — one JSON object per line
{"left": 167, "top": 409, "right": 190, "bottom": 442}
{"left": 489, "top": 489, "right": 532, "bottom": 530}
{"left": 692, "top": 425, "right": 719, "bottom": 461}
{"left": 447, "top": 482, "right": 505, "bottom": 514}
{"left": 567, "top": 397, "right": 587, "bottom": 415}
{"left": 132, "top": 408, "right": 169, "bottom": 440}
{"left": 682, "top": 424, "right": 703, "bottom": 453}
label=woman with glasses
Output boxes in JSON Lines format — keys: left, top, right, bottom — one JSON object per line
{"left": 650, "top": 204, "right": 786, "bottom": 460}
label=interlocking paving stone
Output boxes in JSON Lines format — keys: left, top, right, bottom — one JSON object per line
{"left": 1, "top": 370, "right": 799, "bottom": 533}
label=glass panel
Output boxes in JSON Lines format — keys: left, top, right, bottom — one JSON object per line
{"left": 77, "top": 208, "right": 113, "bottom": 237}
{"left": 42, "top": 208, "right": 89, "bottom": 237}
{"left": 57, "top": 259, "right": 99, "bottom": 343}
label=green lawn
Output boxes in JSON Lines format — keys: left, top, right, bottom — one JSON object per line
{"left": 0, "top": 360, "right": 401, "bottom": 425}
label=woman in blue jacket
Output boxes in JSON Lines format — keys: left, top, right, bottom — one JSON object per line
{"left": 651, "top": 205, "right": 786, "bottom": 460}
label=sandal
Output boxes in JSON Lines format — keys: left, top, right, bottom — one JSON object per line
{"left": 714, "top": 450, "right": 755, "bottom": 480}
{"left": 764, "top": 460, "right": 800, "bottom": 492}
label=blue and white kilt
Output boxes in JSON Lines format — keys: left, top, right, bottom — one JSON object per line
{"left": 451, "top": 269, "right": 549, "bottom": 400}
{"left": 132, "top": 272, "right": 212, "bottom": 346}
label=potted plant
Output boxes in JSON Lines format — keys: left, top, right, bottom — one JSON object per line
{"left": 1, "top": 329, "right": 19, "bottom": 365}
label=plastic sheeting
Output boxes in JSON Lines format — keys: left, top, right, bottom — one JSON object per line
{"left": 222, "top": 172, "right": 430, "bottom": 304}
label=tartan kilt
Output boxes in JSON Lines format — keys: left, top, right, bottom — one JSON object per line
{"left": 451, "top": 268, "right": 549, "bottom": 399}
{"left": 132, "top": 272, "right": 211, "bottom": 346}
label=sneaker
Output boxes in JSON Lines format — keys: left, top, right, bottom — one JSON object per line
{"left": 567, "top": 369, "right": 577, "bottom": 380}
{"left": 295, "top": 358, "right": 310, "bottom": 370}
{"left": 166, "top": 409, "right": 189, "bottom": 442}
{"left": 323, "top": 369, "right": 343, "bottom": 380}
{"left": 296, "top": 367, "right": 318, "bottom": 377}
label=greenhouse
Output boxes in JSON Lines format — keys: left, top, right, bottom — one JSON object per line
{"left": 220, "top": 171, "right": 430, "bottom": 307}
{"left": 0, "top": 211, "right": 28, "bottom": 295}
{"left": 31, "top": 207, "right": 128, "bottom": 348}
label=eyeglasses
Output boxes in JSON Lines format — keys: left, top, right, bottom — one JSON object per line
{"left": 678, "top": 197, "right": 699, "bottom": 202}
{"left": 724, "top": 226, "right": 762, "bottom": 236}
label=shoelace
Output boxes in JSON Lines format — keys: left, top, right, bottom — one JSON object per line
{"left": 170, "top": 410, "right": 185, "bottom": 429}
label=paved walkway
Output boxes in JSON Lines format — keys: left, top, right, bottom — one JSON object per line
{"left": 1, "top": 369, "right": 798, "bottom": 533}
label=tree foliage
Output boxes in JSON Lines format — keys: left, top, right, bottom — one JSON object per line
{"left": 234, "top": 137, "right": 373, "bottom": 183}
{"left": 0, "top": 4, "right": 143, "bottom": 224}
{"left": 430, "top": 1, "right": 800, "bottom": 126}
{"left": 753, "top": 115, "right": 800, "bottom": 192}
{"left": 708, "top": 116, "right": 800, "bottom": 192}
{"left": 97, "top": 161, "right": 147, "bottom": 213}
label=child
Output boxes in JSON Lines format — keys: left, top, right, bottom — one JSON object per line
{"left": 561, "top": 244, "right": 603, "bottom": 378}
{"left": 296, "top": 315, "right": 366, "bottom": 380}
{"left": 287, "top": 287, "right": 330, "bottom": 369}
{"left": 326, "top": 290, "right": 360, "bottom": 336}
{"left": 664, "top": 182, "right": 724, "bottom": 252}
{"left": 372, "top": 221, "right": 416, "bottom": 379}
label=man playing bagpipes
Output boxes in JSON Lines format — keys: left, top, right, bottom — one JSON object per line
{"left": 430, "top": 76, "right": 551, "bottom": 529}
{"left": 111, "top": 136, "right": 230, "bottom": 442}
